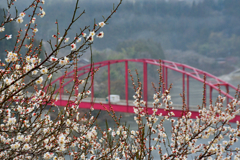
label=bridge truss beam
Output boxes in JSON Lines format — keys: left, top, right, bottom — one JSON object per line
{"left": 44, "top": 59, "right": 240, "bottom": 122}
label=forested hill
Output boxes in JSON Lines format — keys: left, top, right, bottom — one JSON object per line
{"left": 1, "top": 0, "right": 240, "bottom": 59}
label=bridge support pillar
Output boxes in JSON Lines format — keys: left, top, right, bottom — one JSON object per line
{"left": 210, "top": 86, "right": 213, "bottom": 104}
{"left": 182, "top": 66, "right": 185, "bottom": 95}
{"left": 165, "top": 67, "right": 168, "bottom": 90}
{"left": 91, "top": 69, "right": 94, "bottom": 103}
{"left": 204, "top": 74, "right": 206, "bottom": 107}
{"left": 162, "top": 61, "right": 165, "bottom": 92}
{"left": 226, "top": 84, "right": 229, "bottom": 105}
{"left": 125, "top": 61, "right": 129, "bottom": 107}
{"left": 143, "top": 62, "right": 148, "bottom": 107}
{"left": 108, "top": 62, "right": 111, "bottom": 104}
{"left": 59, "top": 78, "right": 63, "bottom": 101}
{"left": 187, "top": 75, "right": 189, "bottom": 111}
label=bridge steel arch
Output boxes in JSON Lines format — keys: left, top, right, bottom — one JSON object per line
{"left": 45, "top": 59, "right": 240, "bottom": 122}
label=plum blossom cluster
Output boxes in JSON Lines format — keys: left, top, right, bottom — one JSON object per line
{"left": 16, "top": 0, "right": 45, "bottom": 24}
{"left": 0, "top": 0, "right": 123, "bottom": 159}
{"left": 16, "top": 12, "right": 25, "bottom": 24}
{"left": 0, "top": 98, "right": 103, "bottom": 159}
{"left": 77, "top": 89, "right": 91, "bottom": 99}
{"left": 59, "top": 57, "right": 69, "bottom": 65}
{"left": 55, "top": 22, "right": 105, "bottom": 52}
{"left": 39, "top": 6, "right": 46, "bottom": 18}
{"left": 5, "top": 51, "right": 18, "bottom": 63}
{"left": 0, "top": 73, "right": 114, "bottom": 159}
{"left": 110, "top": 89, "right": 240, "bottom": 159}
{"left": 54, "top": 21, "right": 106, "bottom": 52}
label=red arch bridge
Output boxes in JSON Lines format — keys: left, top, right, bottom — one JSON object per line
{"left": 44, "top": 59, "right": 240, "bottom": 122}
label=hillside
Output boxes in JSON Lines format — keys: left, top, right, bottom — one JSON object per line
{"left": 1, "top": 0, "right": 240, "bottom": 74}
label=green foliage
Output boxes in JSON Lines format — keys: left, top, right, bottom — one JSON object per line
{"left": 115, "top": 39, "right": 165, "bottom": 59}
{"left": 193, "top": 32, "right": 240, "bottom": 57}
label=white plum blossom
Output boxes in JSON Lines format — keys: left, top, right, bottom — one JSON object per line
{"left": 7, "top": 117, "right": 16, "bottom": 125}
{"left": 23, "top": 144, "right": 30, "bottom": 150}
{"left": 6, "top": 34, "right": 12, "bottom": 40}
{"left": 24, "top": 64, "right": 34, "bottom": 72}
{"left": 43, "top": 152, "right": 54, "bottom": 160}
{"left": 76, "top": 37, "right": 82, "bottom": 43}
{"left": 40, "top": 67, "right": 48, "bottom": 74}
{"left": 4, "top": 78, "right": 13, "bottom": 85}
{"left": 98, "top": 21, "right": 105, "bottom": 27}
{"left": 19, "top": 12, "right": 26, "bottom": 17}
{"left": 33, "top": 28, "right": 38, "bottom": 33}
{"left": 59, "top": 57, "right": 69, "bottom": 65}
{"left": 36, "top": 77, "right": 43, "bottom": 84}
{"left": 58, "top": 37, "right": 63, "bottom": 42}
{"left": 82, "top": 32, "right": 86, "bottom": 37}
{"left": 66, "top": 119, "right": 71, "bottom": 126}
{"left": 87, "top": 36, "right": 94, "bottom": 42}
{"left": 80, "top": 153, "right": 85, "bottom": 159}
{"left": 26, "top": 56, "right": 31, "bottom": 63}
{"left": 64, "top": 37, "right": 70, "bottom": 43}
{"left": 17, "top": 134, "right": 24, "bottom": 141}
{"left": 15, "top": 64, "right": 20, "bottom": 69}
{"left": 40, "top": 10, "right": 46, "bottom": 18}
{"left": 58, "top": 134, "right": 66, "bottom": 146}
{"left": 10, "top": 142, "right": 20, "bottom": 150}
{"left": 16, "top": 17, "right": 23, "bottom": 23}
{"left": 89, "top": 31, "right": 95, "bottom": 37}
{"left": 71, "top": 43, "right": 76, "bottom": 51}
{"left": 32, "top": 70, "right": 38, "bottom": 75}
{"left": 86, "top": 90, "right": 91, "bottom": 95}
{"left": 32, "top": 17, "right": 36, "bottom": 23}
{"left": 50, "top": 56, "right": 58, "bottom": 62}
{"left": 0, "top": 26, "right": 5, "bottom": 32}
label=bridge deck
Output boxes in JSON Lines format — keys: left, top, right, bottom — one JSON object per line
{"left": 49, "top": 95, "right": 240, "bottom": 123}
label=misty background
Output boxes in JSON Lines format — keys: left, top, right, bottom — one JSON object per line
{"left": 0, "top": 0, "right": 240, "bottom": 101}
